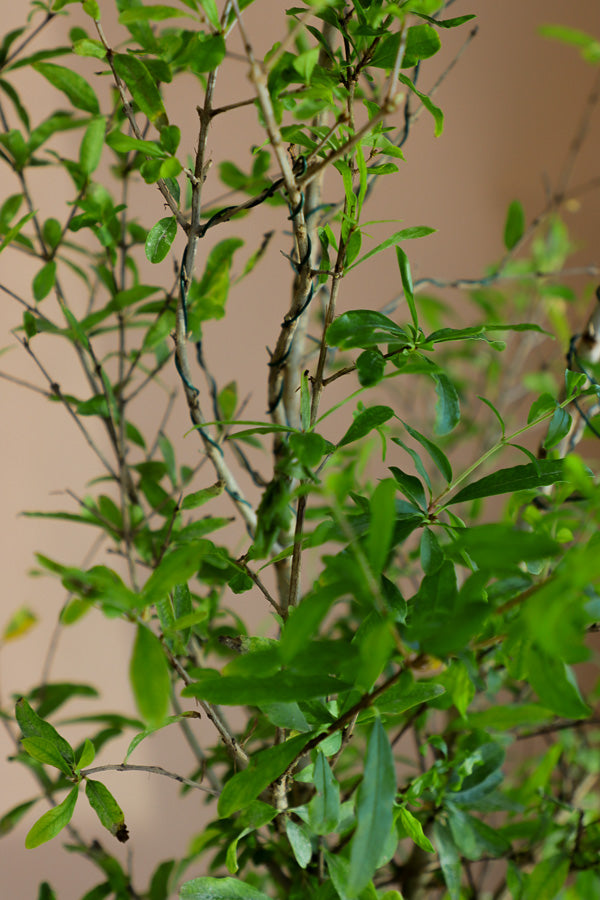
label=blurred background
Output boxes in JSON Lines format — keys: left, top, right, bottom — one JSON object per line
{"left": 1, "top": 1, "right": 599, "bottom": 896}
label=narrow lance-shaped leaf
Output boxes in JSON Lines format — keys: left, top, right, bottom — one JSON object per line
{"left": 129, "top": 625, "right": 171, "bottom": 727}
{"left": 348, "top": 717, "right": 397, "bottom": 894}
{"left": 0, "top": 799, "right": 38, "bottom": 837}
{"left": 308, "top": 749, "right": 341, "bottom": 835}
{"left": 21, "top": 737, "right": 75, "bottom": 775}
{"left": 25, "top": 786, "right": 79, "bottom": 849}
{"left": 33, "top": 62, "right": 99, "bottom": 114}
{"left": 433, "top": 820, "right": 461, "bottom": 900}
{"left": 145, "top": 216, "right": 177, "bottom": 263}
{"left": 326, "top": 309, "right": 407, "bottom": 351}
{"left": 398, "top": 73, "right": 444, "bottom": 136}
{"left": 285, "top": 818, "right": 312, "bottom": 868}
{"left": 367, "top": 478, "right": 397, "bottom": 576}
{"left": 85, "top": 778, "right": 129, "bottom": 842}
{"left": 33, "top": 260, "right": 56, "bottom": 302}
{"left": 112, "top": 53, "right": 168, "bottom": 129}
{"left": 118, "top": 5, "right": 195, "bottom": 23}
{"left": 447, "top": 460, "right": 565, "bottom": 505}
{"left": 218, "top": 734, "right": 311, "bottom": 818}
{"left": 525, "top": 647, "right": 591, "bottom": 719}
{"left": 15, "top": 697, "right": 75, "bottom": 769}
{"left": 396, "top": 806, "right": 434, "bottom": 853}
{"left": 504, "top": 200, "right": 525, "bottom": 250}
{"left": 348, "top": 226, "right": 435, "bottom": 270}
{"left": 396, "top": 246, "right": 418, "bottom": 329}
{"left": 79, "top": 115, "right": 106, "bottom": 175}
{"left": 398, "top": 421, "right": 453, "bottom": 483}
{"left": 338, "top": 405, "right": 395, "bottom": 448}
{"left": 182, "top": 671, "right": 351, "bottom": 706}
{"left": 433, "top": 373, "right": 460, "bottom": 435}
{"left": 0, "top": 210, "right": 35, "bottom": 254}
{"left": 180, "top": 878, "right": 271, "bottom": 900}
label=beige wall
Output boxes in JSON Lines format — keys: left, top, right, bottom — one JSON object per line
{"left": 1, "top": 1, "right": 599, "bottom": 897}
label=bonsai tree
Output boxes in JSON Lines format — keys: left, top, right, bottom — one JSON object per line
{"left": 0, "top": 1, "right": 599, "bottom": 898}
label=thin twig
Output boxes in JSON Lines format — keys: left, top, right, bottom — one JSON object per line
{"left": 166, "top": 648, "right": 249, "bottom": 768}
{"left": 81, "top": 763, "right": 219, "bottom": 795}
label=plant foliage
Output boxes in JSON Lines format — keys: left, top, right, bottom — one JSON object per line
{"left": 1, "top": 2, "right": 599, "bottom": 899}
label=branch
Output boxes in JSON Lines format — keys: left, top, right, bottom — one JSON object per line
{"left": 81, "top": 763, "right": 219, "bottom": 795}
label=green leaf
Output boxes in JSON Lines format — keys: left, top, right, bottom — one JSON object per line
{"left": 447, "top": 460, "right": 564, "bottom": 505}
{"left": 452, "top": 524, "right": 559, "bottom": 569}
{"left": 371, "top": 24, "right": 441, "bottom": 69}
{"left": 403, "top": 23, "right": 442, "bottom": 65}
{"left": 525, "top": 647, "right": 591, "bottom": 719}
{"left": 182, "top": 671, "right": 350, "bottom": 706}
{"left": 76, "top": 738, "right": 96, "bottom": 769}
{"left": 448, "top": 742, "right": 505, "bottom": 807}
{"left": 142, "top": 542, "right": 208, "bottom": 605}
{"left": 504, "top": 200, "right": 525, "bottom": 250}
{"left": 539, "top": 25, "right": 600, "bottom": 65}
{"left": 73, "top": 38, "right": 107, "bottom": 59}
{"left": 106, "top": 131, "right": 167, "bottom": 158}
{"left": 145, "top": 216, "right": 177, "bottom": 263}
{"left": 2, "top": 606, "right": 36, "bottom": 641}
{"left": 160, "top": 124, "right": 180, "bottom": 155}
{"left": 42, "top": 217, "right": 62, "bottom": 250}
{"left": 415, "top": 13, "right": 477, "bottom": 29}
{"left": 28, "top": 682, "right": 99, "bottom": 719}
{"left": 33, "top": 63, "right": 99, "bottom": 114}
{"left": 375, "top": 676, "right": 445, "bottom": 715}
{"left": 420, "top": 527, "right": 444, "bottom": 575}
{"left": 308, "top": 749, "right": 340, "bottom": 835}
{"left": 397, "top": 73, "right": 444, "bottom": 136}
{"left": 367, "top": 478, "right": 397, "bottom": 575}
{"left": 180, "top": 878, "right": 271, "bottom": 900}
{"left": 123, "top": 713, "right": 198, "bottom": 762}
{"left": 187, "top": 238, "right": 244, "bottom": 338}
{"left": 129, "top": 625, "right": 171, "bottom": 727}
{"left": 338, "top": 405, "right": 395, "bottom": 447}
{"left": 348, "top": 718, "right": 397, "bottom": 895}
{"left": 79, "top": 115, "right": 106, "bottom": 174}
{"left": 289, "top": 432, "right": 332, "bottom": 467}
{"left": 433, "top": 821, "right": 461, "bottom": 900}
{"left": 543, "top": 405, "right": 571, "bottom": 449}
{"left": 523, "top": 855, "right": 570, "bottom": 900}
{"left": 396, "top": 806, "right": 434, "bottom": 853}
{"left": 119, "top": 5, "right": 194, "bottom": 23}
{"left": 390, "top": 466, "right": 427, "bottom": 510}
{"left": 398, "top": 421, "right": 453, "bottom": 483}
{"left": 113, "top": 53, "right": 168, "bottom": 128}
{"left": 36, "top": 883, "right": 58, "bottom": 900}
{"left": 25, "top": 786, "right": 79, "bottom": 849}
{"left": 218, "top": 734, "right": 310, "bottom": 817}
{"left": 356, "top": 348, "right": 386, "bottom": 387}
{"left": 199, "top": 0, "right": 220, "bottom": 29}
{"left": 433, "top": 373, "right": 460, "bottom": 435}
{"left": 85, "top": 779, "right": 129, "bottom": 842}
{"left": 0, "top": 799, "right": 38, "bottom": 837}
{"left": 21, "top": 737, "right": 75, "bottom": 775}
{"left": 33, "top": 260, "right": 57, "bottom": 301}
{"left": 285, "top": 818, "right": 312, "bottom": 868}
{"left": 349, "top": 226, "right": 435, "bottom": 270}
{"left": 326, "top": 309, "right": 407, "bottom": 351}
{"left": 82, "top": 0, "right": 100, "bottom": 18}
{"left": 15, "top": 697, "right": 75, "bottom": 769}
{"left": 0, "top": 210, "right": 36, "bottom": 254}
{"left": 396, "top": 246, "right": 418, "bottom": 328}
{"left": 181, "top": 481, "right": 225, "bottom": 509}
{"left": 446, "top": 805, "right": 510, "bottom": 860}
